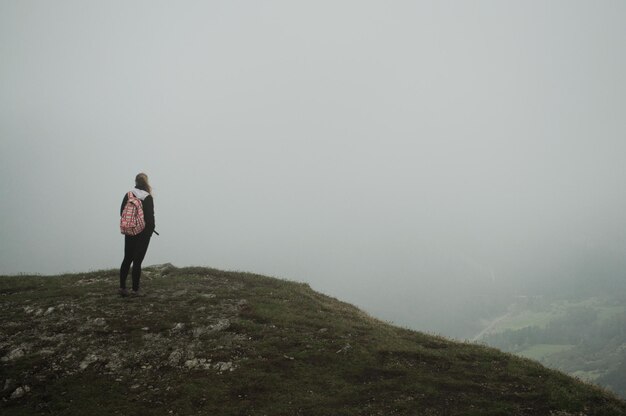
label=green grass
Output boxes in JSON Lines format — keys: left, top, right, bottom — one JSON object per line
{"left": 1, "top": 265, "right": 625, "bottom": 415}
{"left": 573, "top": 369, "right": 607, "bottom": 382}
{"left": 488, "top": 298, "right": 626, "bottom": 335}
{"left": 518, "top": 344, "right": 575, "bottom": 361}
{"left": 497, "top": 310, "right": 559, "bottom": 331}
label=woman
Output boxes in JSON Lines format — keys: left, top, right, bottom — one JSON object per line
{"left": 119, "top": 173, "right": 155, "bottom": 297}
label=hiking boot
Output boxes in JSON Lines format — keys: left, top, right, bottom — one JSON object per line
{"left": 118, "top": 288, "right": 129, "bottom": 297}
{"left": 130, "top": 290, "right": 145, "bottom": 298}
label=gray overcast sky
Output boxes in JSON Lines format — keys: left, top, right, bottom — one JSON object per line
{"left": 2, "top": 1, "right": 626, "bottom": 334}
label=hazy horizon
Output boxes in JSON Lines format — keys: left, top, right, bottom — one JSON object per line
{"left": 2, "top": 1, "right": 626, "bottom": 335}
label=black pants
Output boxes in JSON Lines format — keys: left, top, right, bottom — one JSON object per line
{"left": 120, "top": 234, "right": 151, "bottom": 291}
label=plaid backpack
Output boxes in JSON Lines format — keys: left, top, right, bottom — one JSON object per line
{"left": 120, "top": 191, "right": 146, "bottom": 236}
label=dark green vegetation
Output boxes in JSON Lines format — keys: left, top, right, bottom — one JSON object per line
{"left": 1, "top": 265, "right": 625, "bottom": 415}
{"left": 479, "top": 294, "right": 626, "bottom": 399}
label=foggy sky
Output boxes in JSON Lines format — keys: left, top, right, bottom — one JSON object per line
{"left": 2, "top": 1, "right": 626, "bottom": 335}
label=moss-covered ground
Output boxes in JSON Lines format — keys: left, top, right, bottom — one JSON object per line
{"left": 1, "top": 265, "right": 625, "bottom": 415}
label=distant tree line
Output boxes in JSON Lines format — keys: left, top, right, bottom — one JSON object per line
{"left": 483, "top": 306, "right": 606, "bottom": 349}
{"left": 483, "top": 307, "right": 626, "bottom": 399}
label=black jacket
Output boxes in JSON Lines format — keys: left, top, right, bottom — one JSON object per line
{"left": 121, "top": 191, "right": 155, "bottom": 237}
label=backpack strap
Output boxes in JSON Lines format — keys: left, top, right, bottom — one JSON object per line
{"left": 127, "top": 191, "right": 142, "bottom": 206}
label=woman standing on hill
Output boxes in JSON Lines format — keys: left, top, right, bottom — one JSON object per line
{"left": 119, "top": 173, "right": 155, "bottom": 297}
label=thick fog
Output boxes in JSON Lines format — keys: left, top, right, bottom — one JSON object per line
{"left": 2, "top": 1, "right": 626, "bottom": 336}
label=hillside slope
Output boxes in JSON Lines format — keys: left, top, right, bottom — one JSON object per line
{"left": 1, "top": 265, "right": 625, "bottom": 416}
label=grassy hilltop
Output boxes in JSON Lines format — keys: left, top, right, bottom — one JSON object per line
{"left": 1, "top": 265, "right": 625, "bottom": 416}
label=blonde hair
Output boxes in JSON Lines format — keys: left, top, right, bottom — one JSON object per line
{"left": 135, "top": 172, "right": 152, "bottom": 194}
